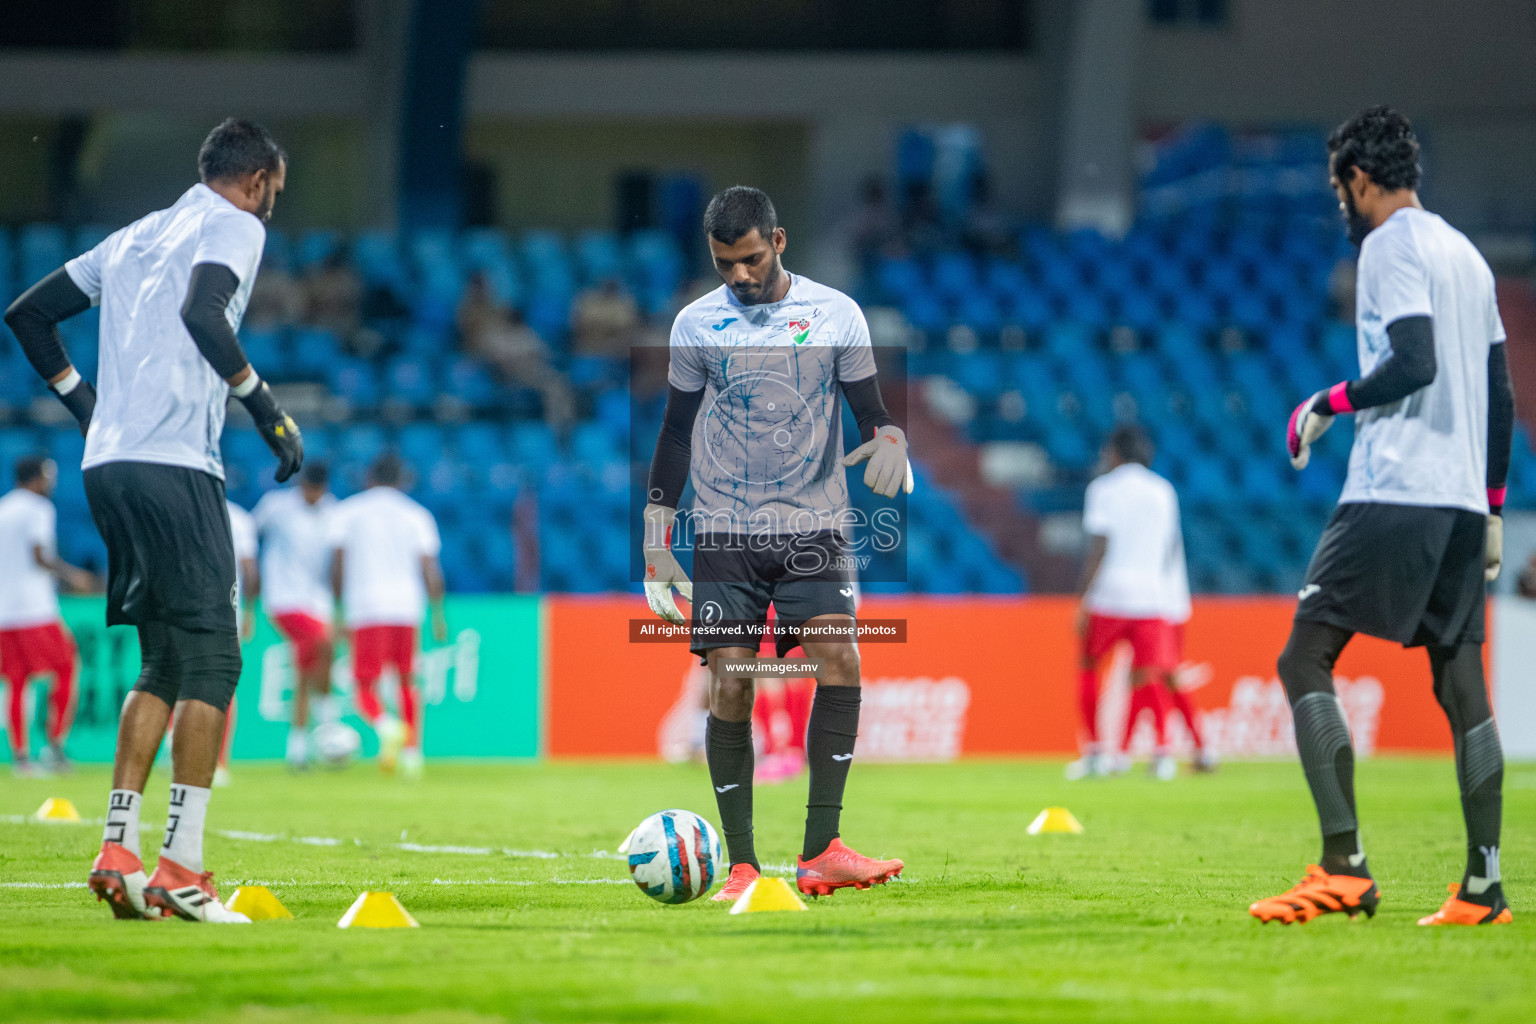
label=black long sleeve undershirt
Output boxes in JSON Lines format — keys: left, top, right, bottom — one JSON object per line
{"left": 646, "top": 384, "right": 705, "bottom": 509}
{"left": 1343, "top": 314, "right": 1437, "bottom": 411}
{"left": 841, "top": 373, "right": 895, "bottom": 440}
{"left": 1488, "top": 341, "right": 1514, "bottom": 492}
{"left": 180, "top": 262, "right": 250, "bottom": 379}
{"left": 4, "top": 268, "right": 91, "bottom": 381}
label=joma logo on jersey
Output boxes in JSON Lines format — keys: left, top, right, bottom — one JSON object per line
{"left": 785, "top": 319, "right": 810, "bottom": 343}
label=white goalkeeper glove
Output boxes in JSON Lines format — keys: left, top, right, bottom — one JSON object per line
{"left": 1287, "top": 390, "right": 1337, "bottom": 470}
{"left": 642, "top": 503, "right": 692, "bottom": 625}
{"left": 1487, "top": 514, "right": 1503, "bottom": 582}
{"left": 842, "top": 424, "right": 915, "bottom": 499}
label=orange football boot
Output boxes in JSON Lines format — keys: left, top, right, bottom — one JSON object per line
{"left": 1418, "top": 884, "right": 1512, "bottom": 926}
{"left": 796, "top": 838, "right": 903, "bottom": 897}
{"left": 710, "top": 863, "right": 761, "bottom": 902}
{"left": 88, "top": 842, "right": 152, "bottom": 920}
{"left": 144, "top": 857, "right": 249, "bottom": 923}
{"left": 1249, "top": 865, "right": 1380, "bottom": 924}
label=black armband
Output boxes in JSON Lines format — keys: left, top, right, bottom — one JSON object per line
{"left": 841, "top": 374, "right": 895, "bottom": 440}
{"left": 4, "top": 268, "right": 91, "bottom": 381}
{"left": 180, "top": 262, "right": 249, "bottom": 379}
{"left": 646, "top": 384, "right": 705, "bottom": 508}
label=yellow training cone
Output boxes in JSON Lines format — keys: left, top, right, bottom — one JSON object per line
{"left": 337, "top": 891, "right": 419, "bottom": 929}
{"left": 227, "top": 885, "right": 293, "bottom": 921}
{"left": 1027, "top": 807, "right": 1084, "bottom": 835}
{"left": 729, "top": 875, "right": 808, "bottom": 914}
{"left": 33, "top": 798, "right": 81, "bottom": 823}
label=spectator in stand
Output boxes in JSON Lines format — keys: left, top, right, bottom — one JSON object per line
{"left": 571, "top": 277, "right": 640, "bottom": 357}
{"left": 457, "top": 272, "right": 574, "bottom": 432}
{"left": 244, "top": 257, "right": 304, "bottom": 329}
{"left": 302, "top": 251, "right": 362, "bottom": 339}
{"left": 961, "top": 172, "right": 1016, "bottom": 258}
{"left": 843, "top": 176, "right": 899, "bottom": 276}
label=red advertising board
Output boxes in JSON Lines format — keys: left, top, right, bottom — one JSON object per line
{"left": 545, "top": 596, "right": 1472, "bottom": 758}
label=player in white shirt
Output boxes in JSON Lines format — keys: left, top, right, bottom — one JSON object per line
{"left": 1070, "top": 427, "right": 1209, "bottom": 783}
{"left": 0, "top": 456, "right": 95, "bottom": 776}
{"left": 1254, "top": 108, "right": 1514, "bottom": 927}
{"left": 642, "top": 187, "right": 906, "bottom": 903}
{"left": 4, "top": 118, "right": 301, "bottom": 923}
{"left": 253, "top": 461, "right": 339, "bottom": 770}
{"left": 328, "top": 454, "right": 446, "bottom": 778}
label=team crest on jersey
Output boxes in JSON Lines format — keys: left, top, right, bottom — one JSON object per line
{"left": 785, "top": 319, "right": 811, "bottom": 344}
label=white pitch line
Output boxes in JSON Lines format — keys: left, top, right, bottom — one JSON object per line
{"left": 6, "top": 816, "right": 819, "bottom": 878}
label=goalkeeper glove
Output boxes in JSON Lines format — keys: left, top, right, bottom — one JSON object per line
{"left": 235, "top": 374, "right": 303, "bottom": 483}
{"left": 1487, "top": 487, "right": 1505, "bottom": 582}
{"left": 642, "top": 503, "right": 692, "bottom": 625}
{"left": 50, "top": 368, "right": 96, "bottom": 438}
{"left": 1287, "top": 385, "right": 1351, "bottom": 470}
{"left": 842, "top": 424, "right": 915, "bottom": 498}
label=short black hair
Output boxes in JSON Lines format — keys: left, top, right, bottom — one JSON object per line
{"left": 198, "top": 118, "right": 286, "bottom": 184}
{"left": 301, "top": 460, "right": 329, "bottom": 487}
{"left": 1328, "top": 105, "right": 1421, "bottom": 192}
{"left": 1108, "top": 424, "right": 1153, "bottom": 467}
{"left": 703, "top": 186, "right": 777, "bottom": 245}
{"left": 14, "top": 455, "right": 50, "bottom": 485}
{"left": 369, "top": 453, "right": 403, "bottom": 488}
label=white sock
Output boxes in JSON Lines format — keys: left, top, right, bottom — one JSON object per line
{"left": 103, "top": 789, "right": 142, "bottom": 858}
{"left": 286, "top": 727, "right": 308, "bottom": 764}
{"left": 162, "top": 784, "right": 211, "bottom": 873}
{"left": 314, "top": 694, "right": 342, "bottom": 724}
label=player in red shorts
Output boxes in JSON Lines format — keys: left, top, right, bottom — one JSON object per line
{"left": 328, "top": 454, "right": 446, "bottom": 777}
{"left": 254, "top": 461, "right": 338, "bottom": 770}
{"left": 1070, "top": 426, "right": 1212, "bottom": 781}
{"left": 0, "top": 456, "right": 96, "bottom": 776}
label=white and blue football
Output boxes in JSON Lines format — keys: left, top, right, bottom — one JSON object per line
{"left": 621, "top": 809, "right": 724, "bottom": 904}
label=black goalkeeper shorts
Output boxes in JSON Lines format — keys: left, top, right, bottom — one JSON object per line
{"left": 689, "top": 531, "right": 856, "bottom": 662}
{"left": 84, "top": 460, "right": 239, "bottom": 636}
{"left": 1295, "top": 501, "right": 1487, "bottom": 648}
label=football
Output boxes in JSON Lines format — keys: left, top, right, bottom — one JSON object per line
{"left": 313, "top": 721, "right": 362, "bottom": 767}
{"left": 621, "top": 809, "right": 724, "bottom": 904}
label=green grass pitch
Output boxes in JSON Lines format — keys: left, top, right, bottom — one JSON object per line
{"left": 1, "top": 758, "right": 1531, "bottom": 1023}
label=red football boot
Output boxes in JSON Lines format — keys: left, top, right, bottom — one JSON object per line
{"left": 88, "top": 842, "right": 152, "bottom": 920}
{"left": 710, "top": 863, "right": 761, "bottom": 902}
{"left": 143, "top": 857, "right": 249, "bottom": 923}
{"left": 796, "top": 838, "right": 903, "bottom": 897}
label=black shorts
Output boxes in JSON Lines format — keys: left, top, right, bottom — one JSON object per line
{"left": 1296, "top": 502, "right": 1487, "bottom": 648}
{"left": 690, "top": 531, "right": 856, "bottom": 662}
{"left": 84, "top": 461, "right": 239, "bottom": 635}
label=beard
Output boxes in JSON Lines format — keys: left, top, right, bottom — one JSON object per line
{"left": 1341, "top": 190, "right": 1373, "bottom": 248}
{"left": 731, "top": 255, "right": 783, "bottom": 305}
{"left": 255, "top": 184, "right": 276, "bottom": 223}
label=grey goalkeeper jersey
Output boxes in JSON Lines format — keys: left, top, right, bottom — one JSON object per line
{"left": 666, "top": 274, "right": 878, "bottom": 537}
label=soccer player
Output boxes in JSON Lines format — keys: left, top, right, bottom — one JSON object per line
{"left": 1069, "top": 425, "right": 1208, "bottom": 781}
{"left": 328, "top": 454, "right": 446, "bottom": 778}
{"left": 1251, "top": 108, "right": 1514, "bottom": 927}
{"left": 642, "top": 186, "right": 907, "bottom": 901}
{"left": 0, "top": 456, "right": 93, "bottom": 776}
{"left": 3, "top": 118, "right": 302, "bottom": 922}
{"left": 253, "top": 461, "right": 339, "bottom": 770}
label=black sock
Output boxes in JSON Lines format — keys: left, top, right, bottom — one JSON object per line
{"left": 1278, "top": 623, "right": 1367, "bottom": 877}
{"left": 705, "top": 715, "right": 757, "bottom": 871}
{"left": 802, "top": 685, "right": 860, "bottom": 861}
{"left": 1290, "top": 692, "right": 1365, "bottom": 875}
{"left": 1455, "top": 718, "right": 1504, "bottom": 906}
{"left": 1429, "top": 645, "right": 1505, "bottom": 908}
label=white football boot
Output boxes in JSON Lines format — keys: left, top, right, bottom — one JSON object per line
{"left": 143, "top": 857, "right": 250, "bottom": 923}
